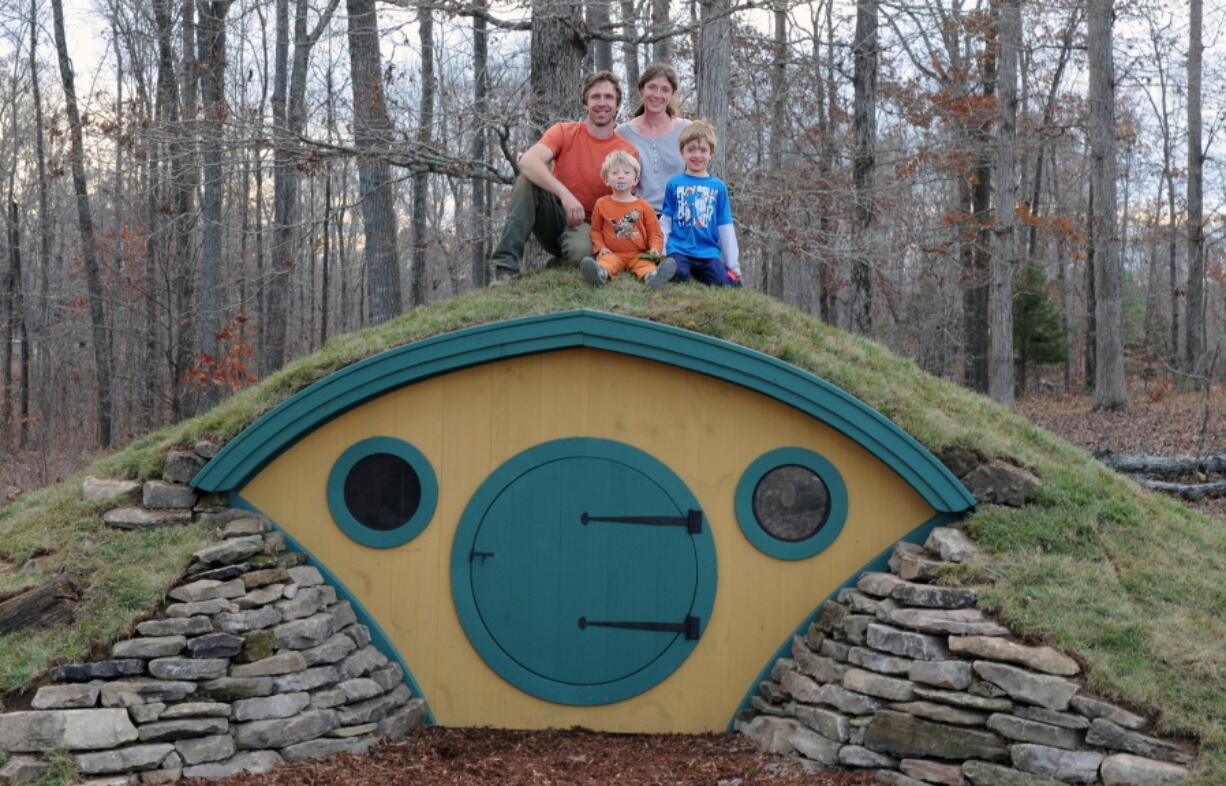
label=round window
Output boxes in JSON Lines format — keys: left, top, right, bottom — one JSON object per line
{"left": 327, "top": 437, "right": 437, "bottom": 548}
{"left": 752, "top": 464, "right": 830, "bottom": 541}
{"left": 736, "top": 447, "right": 847, "bottom": 560}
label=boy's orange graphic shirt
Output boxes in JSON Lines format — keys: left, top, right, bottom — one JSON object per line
{"left": 590, "top": 196, "right": 664, "bottom": 255}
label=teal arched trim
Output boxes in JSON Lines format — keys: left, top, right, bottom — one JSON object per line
{"left": 735, "top": 447, "right": 848, "bottom": 560}
{"left": 228, "top": 492, "right": 435, "bottom": 726}
{"left": 724, "top": 511, "right": 963, "bottom": 732}
{"left": 193, "top": 310, "right": 974, "bottom": 514}
{"left": 326, "top": 437, "right": 438, "bottom": 549}
{"left": 450, "top": 437, "right": 717, "bottom": 706}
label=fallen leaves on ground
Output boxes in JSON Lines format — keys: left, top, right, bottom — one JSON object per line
{"left": 1018, "top": 385, "right": 1226, "bottom": 457}
{"left": 191, "top": 727, "right": 887, "bottom": 785}
{"left": 1019, "top": 385, "right": 1226, "bottom": 520}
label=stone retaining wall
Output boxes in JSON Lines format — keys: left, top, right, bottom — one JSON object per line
{"left": 0, "top": 445, "right": 427, "bottom": 785}
{"left": 737, "top": 527, "right": 1195, "bottom": 785}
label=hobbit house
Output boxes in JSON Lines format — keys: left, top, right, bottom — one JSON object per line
{"left": 0, "top": 309, "right": 1197, "bottom": 783}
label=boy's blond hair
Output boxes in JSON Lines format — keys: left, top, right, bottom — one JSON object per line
{"left": 679, "top": 120, "right": 718, "bottom": 154}
{"left": 601, "top": 149, "right": 641, "bottom": 181}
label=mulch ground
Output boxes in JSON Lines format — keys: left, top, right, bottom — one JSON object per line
{"left": 190, "top": 727, "right": 888, "bottom": 785}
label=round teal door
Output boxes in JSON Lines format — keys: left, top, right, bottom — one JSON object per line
{"left": 451, "top": 438, "right": 717, "bottom": 705}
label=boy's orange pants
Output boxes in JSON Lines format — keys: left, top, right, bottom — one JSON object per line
{"left": 596, "top": 251, "right": 658, "bottom": 280}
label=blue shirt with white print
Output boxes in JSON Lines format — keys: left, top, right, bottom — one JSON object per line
{"left": 661, "top": 173, "right": 733, "bottom": 260}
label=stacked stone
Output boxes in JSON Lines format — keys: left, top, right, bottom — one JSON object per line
{"left": 89, "top": 449, "right": 215, "bottom": 531}
{"left": 738, "top": 527, "right": 1195, "bottom": 786}
{"left": 0, "top": 511, "right": 426, "bottom": 785}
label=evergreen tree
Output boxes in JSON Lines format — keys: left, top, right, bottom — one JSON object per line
{"left": 1013, "top": 262, "right": 1068, "bottom": 395}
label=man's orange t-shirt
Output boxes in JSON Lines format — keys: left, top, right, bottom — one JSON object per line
{"left": 539, "top": 122, "right": 640, "bottom": 220}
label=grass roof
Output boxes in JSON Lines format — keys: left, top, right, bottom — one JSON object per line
{"left": 1, "top": 270, "right": 1221, "bottom": 780}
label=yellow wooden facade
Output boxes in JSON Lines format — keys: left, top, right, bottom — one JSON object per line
{"left": 238, "top": 347, "right": 938, "bottom": 733}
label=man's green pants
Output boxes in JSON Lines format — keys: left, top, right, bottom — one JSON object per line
{"left": 490, "top": 176, "right": 592, "bottom": 272}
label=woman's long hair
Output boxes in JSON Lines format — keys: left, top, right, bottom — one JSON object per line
{"left": 631, "top": 62, "right": 680, "bottom": 118}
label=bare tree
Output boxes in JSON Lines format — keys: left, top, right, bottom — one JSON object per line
{"left": 50, "top": 0, "right": 114, "bottom": 446}
{"left": 651, "top": 0, "right": 671, "bottom": 63}
{"left": 412, "top": 3, "right": 435, "bottom": 307}
{"left": 1186, "top": 0, "right": 1205, "bottom": 375}
{"left": 196, "top": 0, "right": 234, "bottom": 410}
{"left": 697, "top": 0, "right": 731, "bottom": 174}
{"left": 989, "top": 0, "right": 1018, "bottom": 406}
{"left": 267, "top": 0, "right": 340, "bottom": 371}
{"left": 619, "top": 0, "right": 639, "bottom": 89}
{"left": 530, "top": 0, "right": 587, "bottom": 133}
{"left": 471, "top": 1, "right": 490, "bottom": 288}
{"left": 850, "top": 0, "right": 877, "bottom": 335}
{"left": 1088, "top": 0, "right": 1125, "bottom": 410}
{"left": 764, "top": 0, "right": 786, "bottom": 298}
{"left": 587, "top": 0, "right": 613, "bottom": 71}
{"left": 346, "top": 0, "right": 402, "bottom": 323}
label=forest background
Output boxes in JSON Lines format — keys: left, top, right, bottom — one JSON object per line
{"left": 0, "top": 0, "right": 1223, "bottom": 494}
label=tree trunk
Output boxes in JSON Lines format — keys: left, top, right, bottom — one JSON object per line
{"left": 697, "top": 0, "right": 731, "bottom": 175}
{"left": 1185, "top": 0, "right": 1204, "bottom": 376}
{"left": 196, "top": 0, "right": 233, "bottom": 410}
{"left": 29, "top": 0, "right": 52, "bottom": 415}
{"left": 587, "top": 0, "right": 613, "bottom": 72}
{"left": 411, "top": 4, "right": 435, "bottom": 307}
{"left": 3, "top": 201, "right": 17, "bottom": 434}
{"left": 265, "top": 0, "right": 339, "bottom": 370}
{"left": 1025, "top": 9, "right": 1078, "bottom": 260}
{"left": 619, "top": 0, "right": 639, "bottom": 91}
{"left": 964, "top": 29, "right": 994, "bottom": 394}
{"left": 1088, "top": 0, "right": 1125, "bottom": 410}
{"left": 850, "top": 0, "right": 877, "bottom": 335}
{"left": 0, "top": 575, "right": 79, "bottom": 635}
{"left": 989, "top": 0, "right": 1018, "bottom": 407}
{"left": 1085, "top": 178, "right": 1096, "bottom": 391}
{"left": 817, "top": 0, "right": 835, "bottom": 324}
{"left": 471, "top": 3, "right": 490, "bottom": 288}
{"left": 266, "top": 0, "right": 293, "bottom": 373}
{"left": 50, "top": 0, "right": 114, "bottom": 447}
{"left": 173, "top": 0, "right": 200, "bottom": 420}
{"left": 530, "top": 0, "right": 587, "bottom": 134}
{"left": 346, "top": 0, "right": 402, "bottom": 324}
{"left": 764, "top": 0, "right": 786, "bottom": 299}
{"left": 651, "top": 0, "right": 671, "bottom": 63}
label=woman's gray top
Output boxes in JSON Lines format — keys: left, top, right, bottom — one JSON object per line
{"left": 616, "top": 118, "right": 692, "bottom": 212}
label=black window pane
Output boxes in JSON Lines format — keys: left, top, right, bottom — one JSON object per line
{"left": 343, "top": 452, "right": 422, "bottom": 531}
{"left": 752, "top": 464, "right": 830, "bottom": 542}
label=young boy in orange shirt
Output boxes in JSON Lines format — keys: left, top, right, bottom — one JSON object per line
{"left": 581, "top": 151, "right": 677, "bottom": 290}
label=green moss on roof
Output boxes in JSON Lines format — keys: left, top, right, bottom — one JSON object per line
{"left": 1, "top": 270, "right": 1221, "bottom": 780}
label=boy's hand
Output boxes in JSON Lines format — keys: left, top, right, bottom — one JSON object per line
{"left": 597, "top": 247, "right": 612, "bottom": 258}
{"left": 727, "top": 270, "right": 741, "bottom": 285}
{"left": 638, "top": 250, "right": 665, "bottom": 262}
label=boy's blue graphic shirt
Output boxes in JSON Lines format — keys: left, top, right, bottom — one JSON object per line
{"left": 661, "top": 173, "right": 733, "bottom": 259}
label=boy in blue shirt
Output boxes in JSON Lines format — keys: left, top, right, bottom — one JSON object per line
{"left": 659, "top": 120, "right": 741, "bottom": 286}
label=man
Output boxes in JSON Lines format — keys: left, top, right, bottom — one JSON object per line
{"left": 490, "top": 71, "right": 640, "bottom": 281}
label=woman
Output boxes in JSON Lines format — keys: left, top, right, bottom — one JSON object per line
{"left": 616, "top": 63, "right": 691, "bottom": 213}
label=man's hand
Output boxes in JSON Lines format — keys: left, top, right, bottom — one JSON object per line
{"left": 561, "top": 193, "right": 585, "bottom": 227}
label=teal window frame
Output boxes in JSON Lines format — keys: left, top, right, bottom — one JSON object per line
{"left": 735, "top": 447, "right": 847, "bottom": 560}
{"left": 326, "top": 437, "right": 438, "bottom": 549}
